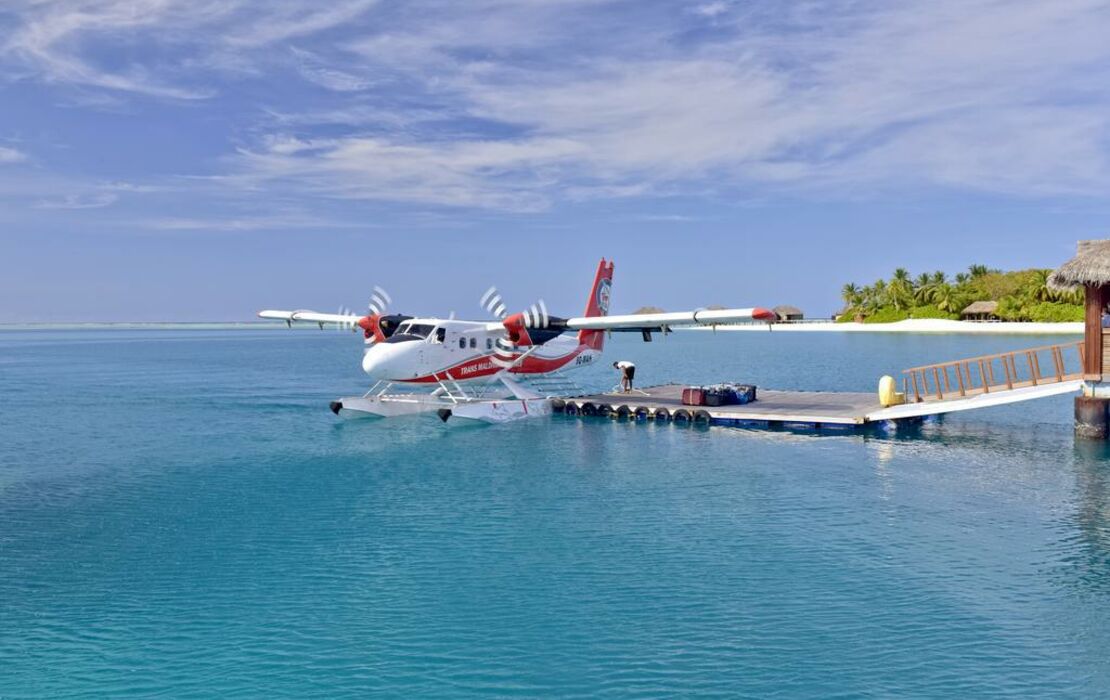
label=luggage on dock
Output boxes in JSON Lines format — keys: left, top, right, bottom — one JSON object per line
{"left": 732, "top": 384, "right": 757, "bottom": 404}
{"left": 681, "top": 386, "right": 706, "bottom": 406}
{"left": 703, "top": 386, "right": 733, "bottom": 406}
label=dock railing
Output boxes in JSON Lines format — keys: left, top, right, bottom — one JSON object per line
{"left": 901, "top": 341, "right": 1084, "bottom": 403}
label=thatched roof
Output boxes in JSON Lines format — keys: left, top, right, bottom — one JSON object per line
{"left": 961, "top": 300, "right": 998, "bottom": 315}
{"left": 773, "top": 304, "right": 803, "bottom": 316}
{"left": 1049, "top": 239, "right": 1110, "bottom": 291}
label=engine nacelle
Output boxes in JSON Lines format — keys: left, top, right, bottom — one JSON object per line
{"left": 357, "top": 314, "right": 412, "bottom": 341}
{"left": 357, "top": 314, "right": 383, "bottom": 342}
{"left": 502, "top": 312, "right": 566, "bottom": 346}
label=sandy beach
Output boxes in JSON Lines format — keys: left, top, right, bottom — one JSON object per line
{"left": 700, "top": 319, "right": 1082, "bottom": 334}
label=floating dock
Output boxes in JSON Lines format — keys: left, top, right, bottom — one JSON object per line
{"left": 555, "top": 378, "right": 1084, "bottom": 431}
{"left": 556, "top": 341, "right": 1086, "bottom": 431}
{"left": 555, "top": 385, "right": 887, "bottom": 429}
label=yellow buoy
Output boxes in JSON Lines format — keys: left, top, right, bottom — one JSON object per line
{"left": 878, "top": 375, "right": 905, "bottom": 407}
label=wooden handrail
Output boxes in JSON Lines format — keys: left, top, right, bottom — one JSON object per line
{"left": 901, "top": 341, "right": 1083, "bottom": 403}
{"left": 902, "top": 340, "right": 1083, "bottom": 372}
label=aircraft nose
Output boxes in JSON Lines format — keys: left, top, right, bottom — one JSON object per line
{"left": 362, "top": 343, "right": 391, "bottom": 378}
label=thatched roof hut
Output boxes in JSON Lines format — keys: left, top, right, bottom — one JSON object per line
{"left": 773, "top": 305, "right": 803, "bottom": 321}
{"left": 960, "top": 300, "right": 999, "bottom": 320}
{"left": 1049, "top": 239, "right": 1110, "bottom": 291}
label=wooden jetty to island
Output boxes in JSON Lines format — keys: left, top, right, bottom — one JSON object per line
{"left": 554, "top": 339, "right": 1085, "bottom": 432}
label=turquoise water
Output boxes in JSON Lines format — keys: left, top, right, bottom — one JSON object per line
{"left": 2, "top": 329, "right": 1107, "bottom": 697}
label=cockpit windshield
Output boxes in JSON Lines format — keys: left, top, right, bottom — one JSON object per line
{"left": 396, "top": 322, "right": 435, "bottom": 339}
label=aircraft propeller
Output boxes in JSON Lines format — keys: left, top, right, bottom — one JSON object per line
{"left": 480, "top": 287, "right": 559, "bottom": 368}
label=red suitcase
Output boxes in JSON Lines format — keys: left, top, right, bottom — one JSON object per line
{"left": 681, "top": 386, "right": 706, "bottom": 406}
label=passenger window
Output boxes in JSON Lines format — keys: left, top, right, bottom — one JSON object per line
{"left": 486, "top": 338, "right": 493, "bottom": 350}
{"left": 435, "top": 328, "right": 446, "bottom": 343}
{"left": 469, "top": 337, "right": 477, "bottom": 349}
{"left": 459, "top": 337, "right": 466, "bottom": 349}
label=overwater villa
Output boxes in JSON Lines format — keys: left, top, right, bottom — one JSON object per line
{"left": 1050, "top": 239, "right": 1110, "bottom": 437}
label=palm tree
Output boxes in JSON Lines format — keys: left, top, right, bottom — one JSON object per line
{"left": 932, "top": 283, "right": 963, "bottom": 314}
{"left": 872, "top": 279, "right": 889, "bottom": 309}
{"left": 1030, "top": 269, "right": 1054, "bottom": 302}
{"left": 930, "top": 270, "right": 947, "bottom": 285}
{"left": 841, "top": 283, "right": 861, "bottom": 308}
{"left": 889, "top": 269, "right": 913, "bottom": 310}
{"left": 859, "top": 284, "right": 875, "bottom": 311}
{"left": 955, "top": 272, "right": 970, "bottom": 286}
{"left": 968, "top": 264, "right": 990, "bottom": 278}
{"left": 914, "top": 277, "right": 937, "bottom": 304}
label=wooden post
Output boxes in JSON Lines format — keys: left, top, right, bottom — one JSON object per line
{"left": 1084, "top": 284, "right": 1104, "bottom": 381}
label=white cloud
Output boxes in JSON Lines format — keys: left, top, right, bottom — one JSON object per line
{"left": 145, "top": 213, "right": 358, "bottom": 231}
{"left": 0, "top": 146, "right": 27, "bottom": 164}
{"left": 34, "top": 192, "right": 118, "bottom": 209}
{"left": 289, "top": 47, "right": 373, "bottom": 92}
{"left": 232, "top": 0, "right": 1110, "bottom": 207}
{"left": 0, "top": 0, "right": 380, "bottom": 98}
{"left": 231, "top": 134, "right": 587, "bottom": 210}
{"left": 694, "top": 2, "right": 730, "bottom": 18}
{"left": 4, "top": 0, "right": 1110, "bottom": 211}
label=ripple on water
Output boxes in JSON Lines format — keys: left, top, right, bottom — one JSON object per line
{"left": 1, "top": 330, "right": 1108, "bottom": 697}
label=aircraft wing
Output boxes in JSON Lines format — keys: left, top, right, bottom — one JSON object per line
{"left": 481, "top": 307, "right": 774, "bottom": 333}
{"left": 258, "top": 309, "right": 361, "bottom": 326}
{"left": 565, "top": 307, "right": 775, "bottom": 331}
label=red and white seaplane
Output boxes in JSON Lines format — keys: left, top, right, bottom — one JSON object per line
{"left": 260, "top": 259, "right": 773, "bottom": 423}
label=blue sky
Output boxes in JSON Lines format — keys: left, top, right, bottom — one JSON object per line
{"left": 2, "top": 0, "right": 1109, "bottom": 322}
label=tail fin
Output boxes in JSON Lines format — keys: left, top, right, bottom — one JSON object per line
{"left": 578, "top": 259, "right": 614, "bottom": 351}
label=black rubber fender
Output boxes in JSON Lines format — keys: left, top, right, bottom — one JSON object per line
{"left": 672, "top": 409, "right": 691, "bottom": 423}
{"left": 615, "top": 405, "right": 632, "bottom": 419}
{"left": 693, "top": 410, "right": 712, "bottom": 426}
{"left": 653, "top": 408, "right": 671, "bottom": 421}
{"left": 633, "top": 406, "right": 651, "bottom": 420}
{"left": 597, "top": 403, "right": 614, "bottom": 418}
{"left": 550, "top": 398, "right": 566, "bottom": 412}
{"left": 580, "top": 402, "right": 597, "bottom": 416}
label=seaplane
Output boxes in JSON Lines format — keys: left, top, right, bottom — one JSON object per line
{"left": 259, "top": 259, "right": 774, "bottom": 423}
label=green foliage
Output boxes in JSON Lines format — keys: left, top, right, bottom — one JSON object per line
{"left": 840, "top": 265, "right": 1080, "bottom": 323}
{"left": 997, "top": 301, "right": 1083, "bottom": 323}
{"left": 861, "top": 307, "right": 910, "bottom": 323}
{"left": 907, "top": 305, "right": 959, "bottom": 320}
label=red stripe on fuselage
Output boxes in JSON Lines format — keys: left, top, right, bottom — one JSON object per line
{"left": 399, "top": 345, "right": 587, "bottom": 383}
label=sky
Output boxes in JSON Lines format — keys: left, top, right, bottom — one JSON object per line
{"left": 2, "top": 0, "right": 1110, "bottom": 322}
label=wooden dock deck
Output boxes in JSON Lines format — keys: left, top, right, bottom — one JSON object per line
{"left": 555, "top": 385, "right": 885, "bottom": 428}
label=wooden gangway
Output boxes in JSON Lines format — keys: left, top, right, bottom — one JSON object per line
{"left": 901, "top": 341, "right": 1084, "bottom": 404}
